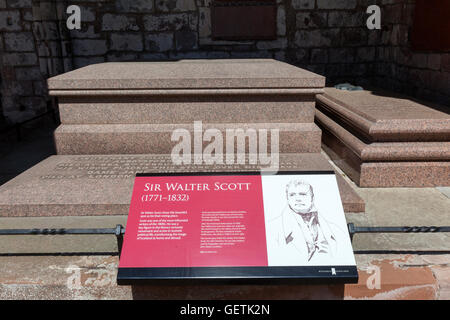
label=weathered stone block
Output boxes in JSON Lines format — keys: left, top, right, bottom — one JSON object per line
{"left": 102, "top": 14, "right": 139, "bottom": 31}
{"left": 175, "top": 29, "right": 198, "bottom": 51}
{"left": 116, "top": 0, "right": 154, "bottom": 12}
{"left": 145, "top": 33, "right": 174, "bottom": 52}
{"left": 295, "top": 29, "right": 340, "bottom": 48}
{"left": 3, "top": 32, "right": 35, "bottom": 51}
{"left": 441, "top": 54, "right": 450, "bottom": 73}
{"left": 33, "top": 80, "right": 47, "bottom": 96}
{"left": 341, "top": 28, "right": 367, "bottom": 47}
{"left": 6, "top": 0, "right": 31, "bottom": 8}
{"left": 291, "top": 0, "right": 315, "bottom": 10}
{"left": 198, "top": 8, "right": 210, "bottom": 38}
{"left": 36, "top": 1, "right": 56, "bottom": 20}
{"left": 317, "top": 0, "right": 357, "bottom": 9}
{"left": 256, "top": 38, "right": 287, "bottom": 50}
{"left": 23, "top": 9, "right": 33, "bottom": 21}
{"left": 2, "top": 52, "right": 37, "bottom": 66}
{"left": 357, "top": 47, "right": 376, "bottom": 62}
{"left": 81, "top": 6, "right": 96, "bottom": 22}
{"left": 4, "top": 81, "right": 33, "bottom": 96}
{"left": 311, "top": 49, "right": 328, "bottom": 64}
{"left": 73, "top": 39, "right": 108, "bottom": 56}
{"left": 144, "top": 13, "right": 191, "bottom": 32}
{"left": 15, "top": 67, "right": 42, "bottom": 81}
{"left": 277, "top": 5, "right": 286, "bottom": 36}
{"left": 0, "top": 11, "right": 21, "bottom": 31}
{"left": 156, "top": 0, "right": 196, "bottom": 12}
{"left": 42, "top": 22, "right": 60, "bottom": 41}
{"left": 70, "top": 25, "right": 100, "bottom": 39}
{"left": 427, "top": 54, "right": 441, "bottom": 71}
{"left": 18, "top": 96, "right": 46, "bottom": 111}
{"left": 328, "top": 11, "right": 365, "bottom": 28}
{"left": 296, "top": 12, "right": 327, "bottom": 29}
{"left": 110, "top": 33, "right": 143, "bottom": 51}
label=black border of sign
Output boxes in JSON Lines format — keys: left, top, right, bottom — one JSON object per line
{"left": 117, "top": 170, "right": 358, "bottom": 285}
{"left": 135, "top": 170, "right": 336, "bottom": 177}
{"left": 117, "top": 266, "right": 358, "bottom": 285}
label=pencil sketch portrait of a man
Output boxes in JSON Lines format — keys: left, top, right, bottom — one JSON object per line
{"left": 266, "top": 179, "right": 347, "bottom": 265}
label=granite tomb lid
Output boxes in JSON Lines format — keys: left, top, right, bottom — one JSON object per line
{"left": 47, "top": 59, "right": 325, "bottom": 91}
{"left": 317, "top": 87, "right": 450, "bottom": 142}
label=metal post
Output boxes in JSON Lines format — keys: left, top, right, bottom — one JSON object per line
{"left": 115, "top": 224, "right": 124, "bottom": 257}
{"left": 347, "top": 223, "right": 356, "bottom": 243}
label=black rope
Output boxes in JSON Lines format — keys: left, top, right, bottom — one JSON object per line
{"left": 347, "top": 223, "right": 450, "bottom": 241}
{"left": 0, "top": 224, "right": 448, "bottom": 253}
{"left": 0, "top": 225, "right": 125, "bottom": 257}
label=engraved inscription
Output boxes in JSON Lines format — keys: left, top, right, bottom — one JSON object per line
{"left": 39, "top": 156, "right": 300, "bottom": 180}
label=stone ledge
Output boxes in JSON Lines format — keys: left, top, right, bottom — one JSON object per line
{"left": 54, "top": 123, "right": 322, "bottom": 155}
{"left": 316, "top": 110, "right": 450, "bottom": 162}
{"left": 0, "top": 153, "right": 363, "bottom": 217}
{"left": 317, "top": 88, "right": 450, "bottom": 142}
{"left": 47, "top": 60, "right": 326, "bottom": 91}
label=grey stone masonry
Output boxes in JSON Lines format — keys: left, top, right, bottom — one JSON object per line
{"left": 0, "top": 0, "right": 449, "bottom": 124}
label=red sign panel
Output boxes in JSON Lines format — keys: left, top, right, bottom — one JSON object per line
{"left": 119, "top": 175, "right": 268, "bottom": 268}
{"left": 117, "top": 172, "right": 358, "bottom": 284}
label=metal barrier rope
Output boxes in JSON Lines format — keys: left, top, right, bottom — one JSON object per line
{"left": 347, "top": 223, "right": 450, "bottom": 242}
{"left": 0, "top": 225, "right": 125, "bottom": 256}
{"left": 0, "top": 224, "right": 449, "bottom": 256}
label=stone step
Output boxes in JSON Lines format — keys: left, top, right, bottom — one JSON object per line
{"left": 316, "top": 110, "right": 450, "bottom": 187}
{"left": 58, "top": 95, "right": 315, "bottom": 124}
{"left": 54, "top": 123, "right": 322, "bottom": 155}
{"left": 317, "top": 87, "right": 450, "bottom": 142}
{"left": 316, "top": 110, "right": 450, "bottom": 162}
{"left": 0, "top": 153, "right": 364, "bottom": 217}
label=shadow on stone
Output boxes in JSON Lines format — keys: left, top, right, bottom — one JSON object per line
{"left": 131, "top": 284, "right": 345, "bottom": 300}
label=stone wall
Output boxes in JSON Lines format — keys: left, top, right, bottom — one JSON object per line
{"left": 374, "top": 0, "right": 450, "bottom": 106}
{"left": 0, "top": 0, "right": 448, "bottom": 124}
